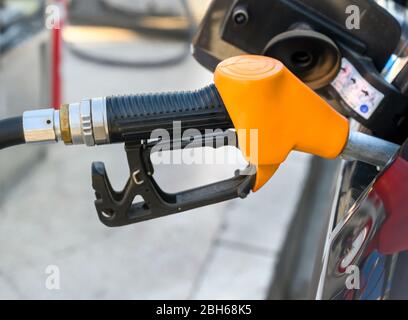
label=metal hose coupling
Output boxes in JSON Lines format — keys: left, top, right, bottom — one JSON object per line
{"left": 22, "top": 98, "right": 110, "bottom": 146}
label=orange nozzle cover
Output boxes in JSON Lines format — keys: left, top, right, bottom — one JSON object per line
{"left": 214, "top": 55, "right": 349, "bottom": 191}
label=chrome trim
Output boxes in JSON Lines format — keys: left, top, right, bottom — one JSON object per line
{"left": 383, "top": 55, "right": 408, "bottom": 84}
{"left": 317, "top": 174, "right": 387, "bottom": 299}
{"left": 316, "top": 160, "right": 346, "bottom": 300}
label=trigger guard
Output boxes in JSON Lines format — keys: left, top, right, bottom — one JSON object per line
{"left": 92, "top": 139, "right": 255, "bottom": 227}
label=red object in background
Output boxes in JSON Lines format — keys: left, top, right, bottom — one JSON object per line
{"left": 376, "top": 157, "right": 408, "bottom": 254}
{"left": 51, "top": 0, "right": 66, "bottom": 109}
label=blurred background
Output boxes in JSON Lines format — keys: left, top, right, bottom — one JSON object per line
{"left": 0, "top": 0, "right": 311, "bottom": 299}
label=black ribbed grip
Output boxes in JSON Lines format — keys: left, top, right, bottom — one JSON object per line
{"left": 106, "top": 84, "right": 233, "bottom": 143}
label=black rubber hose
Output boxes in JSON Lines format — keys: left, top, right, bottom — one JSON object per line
{"left": 66, "top": 0, "right": 196, "bottom": 69}
{"left": 0, "top": 116, "right": 25, "bottom": 150}
{"left": 106, "top": 84, "right": 233, "bottom": 143}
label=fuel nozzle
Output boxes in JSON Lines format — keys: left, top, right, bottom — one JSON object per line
{"left": 13, "top": 55, "right": 403, "bottom": 186}
{"left": 0, "top": 55, "right": 403, "bottom": 227}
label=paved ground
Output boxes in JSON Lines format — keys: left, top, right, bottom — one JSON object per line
{"left": 0, "top": 31, "right": 311, "bottom": 299}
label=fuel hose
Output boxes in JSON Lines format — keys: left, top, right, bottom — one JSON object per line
{"left": 0, "top": 116, "right": 25, "bottom": 150}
